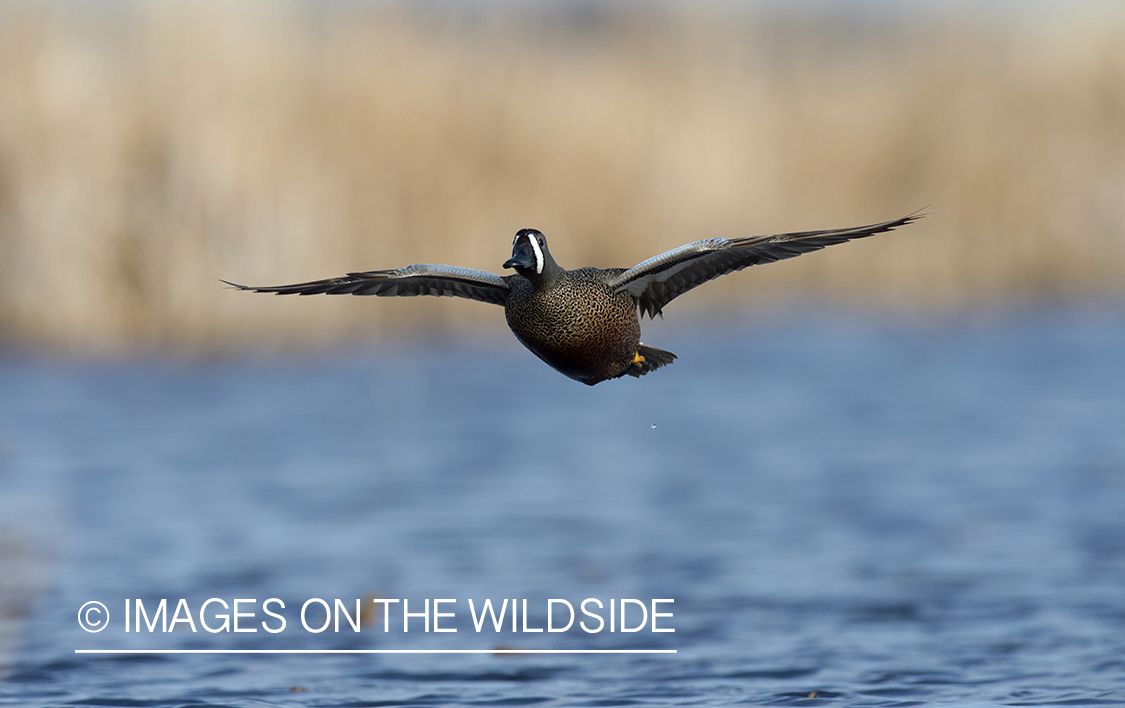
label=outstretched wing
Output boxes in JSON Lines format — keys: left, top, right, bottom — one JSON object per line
{"left": 223, "top": 264, "right": 512, "bottom": 306}
{"left": 609, "top": 213, "right": 922, "bottom": 318}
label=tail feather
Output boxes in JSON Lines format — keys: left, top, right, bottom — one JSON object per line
{"left": 624, "top": 343, "right": 677, "bottom": 378}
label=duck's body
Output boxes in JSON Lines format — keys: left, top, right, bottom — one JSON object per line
{"left": 226, "top": 214, "right": 921, "bottom": 385}
{"left": 504, "top": 267, "right": 642, "bottom": 385}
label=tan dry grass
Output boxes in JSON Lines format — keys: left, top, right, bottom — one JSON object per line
{"left": 0, "top": 2, "right": 1122, "bottom": 352}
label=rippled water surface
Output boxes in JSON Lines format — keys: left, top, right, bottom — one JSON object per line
{"left": 1, "top": 311, "right": 1124, "bottom": 707}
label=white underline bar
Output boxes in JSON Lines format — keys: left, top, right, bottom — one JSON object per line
{"left": 75, "top": 649, "right": 676, "bottom": 654}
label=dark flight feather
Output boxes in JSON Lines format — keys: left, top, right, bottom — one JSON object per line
{"left": 609, "top": 213, "right": 923, "bottom": 318}
{"left": 222, "top": 264, "right": 512, "bottom": 306}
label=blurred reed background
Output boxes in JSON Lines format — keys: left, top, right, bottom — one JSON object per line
{"left": 0, "top": 0, "right": 1122, "bottom": 352}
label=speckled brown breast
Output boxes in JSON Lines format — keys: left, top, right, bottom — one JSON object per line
{"left": 504, "top": 268, "right": 640, "bottom": 386}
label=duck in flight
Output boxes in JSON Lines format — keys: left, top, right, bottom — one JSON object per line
{"left": 226, "top": 213, "right": 921, "bottom": 385}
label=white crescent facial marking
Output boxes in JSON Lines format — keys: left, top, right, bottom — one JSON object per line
{"left": 527, "top": 233, "right": 544, "bottom": 275}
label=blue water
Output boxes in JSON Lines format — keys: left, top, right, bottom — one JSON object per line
{"left": 1, "top": 310, "right": 1124, "bottom": 707}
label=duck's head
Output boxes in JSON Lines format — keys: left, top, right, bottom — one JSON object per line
{"left": 503, "top": 228, "right": 559, "bottom": 279}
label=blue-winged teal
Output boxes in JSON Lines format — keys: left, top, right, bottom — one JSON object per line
{"left": 226, "top": 213, "right": 920, "bottom": 385}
